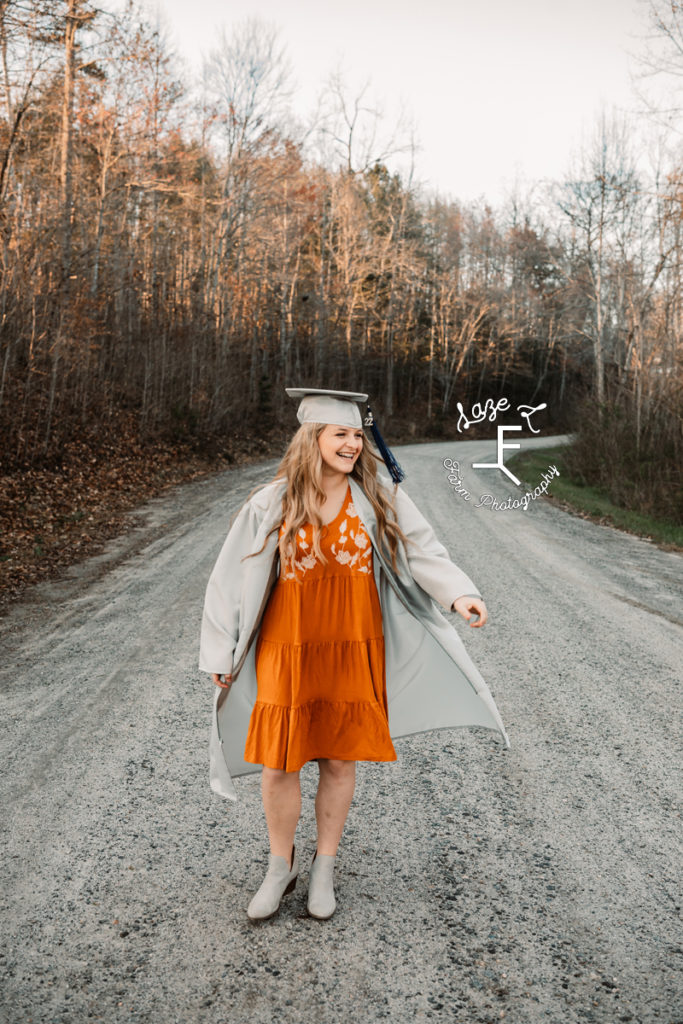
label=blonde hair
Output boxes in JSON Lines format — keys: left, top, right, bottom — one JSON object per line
{"left": 239, "top": 422, "right": 410, "bottom": 575}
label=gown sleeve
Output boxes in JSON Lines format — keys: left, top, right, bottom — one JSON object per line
{"left": 391, "top": 484, "right": 482, "bottom": 612}
{"left": 198, "top": 500, "right": 260, "bottom": 675}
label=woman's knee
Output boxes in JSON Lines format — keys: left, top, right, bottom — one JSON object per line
{"left": 262, "top": 765, "right": 300, "bottom": 787}
{"left": 318, "top": 758, "right": 356, "bottom": 781}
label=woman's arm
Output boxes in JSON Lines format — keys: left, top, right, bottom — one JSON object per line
{"left": 392, "top": 485, "right": 483, "bottom": 613}
{"left": 199, "top": 501, "right": 259, "bottom": 676}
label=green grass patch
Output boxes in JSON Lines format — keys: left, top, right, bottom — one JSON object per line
{"left": 508, "top": 444, "right": 683, "bottom": 551}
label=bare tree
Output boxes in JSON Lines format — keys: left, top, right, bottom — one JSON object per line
{"left": 201, "top": 18, "right": 293, "bottom": 322}
{"left": 0, "top": 0, "right": 60, "bottom": 202}
{"left": 203, "top": 17, "right": 292, "bottom": 161}
{"left": 555, "top": 110, "right": 641, "bottom": 405}
{"left": 313, "top": 69, "right": 414, "bottom": 177}
{"left": 631, "top": 0, "right": 683, "bottom": 135}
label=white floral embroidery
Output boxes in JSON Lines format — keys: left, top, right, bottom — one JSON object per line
{"left": 279, "top": 498, "right": 372, "bottom": 579}
{"left": 356, "top": 545, "right": 372, "bottom": 573}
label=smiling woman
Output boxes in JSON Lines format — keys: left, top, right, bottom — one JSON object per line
{"left": 318, "top": 423, "right": 364, "bottom": 472}
{"left": 199, "top": 385, "right": 508, "bottom": 925}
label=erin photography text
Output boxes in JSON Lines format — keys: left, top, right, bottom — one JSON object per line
{"left": 443, "top": 458, "right": 560, "bottom": 512}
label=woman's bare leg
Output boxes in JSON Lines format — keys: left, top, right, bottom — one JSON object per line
{"left": 261, "top": 766, "right": 301, "bottom": 864}
{"left": 315, "top": 759, "right": 356, "bottom": 856}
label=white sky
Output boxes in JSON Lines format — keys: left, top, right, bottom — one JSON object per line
{"left": 134, "top": 0, "right": 647, "bottom": 207}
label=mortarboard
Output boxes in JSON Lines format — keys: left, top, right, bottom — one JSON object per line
{"left": 285, "top": 386, "right": 405, "bottom": 483}
{"left": 285, "top": 387, "right": 367, "bottom": 429}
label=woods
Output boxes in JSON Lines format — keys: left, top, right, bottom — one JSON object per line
{"left": 0, "top": 0, "right": 681, "bottom": 520}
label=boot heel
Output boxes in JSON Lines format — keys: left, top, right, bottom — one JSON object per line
{"left": 284, "top": 876, "right": 297, "bottom": 895}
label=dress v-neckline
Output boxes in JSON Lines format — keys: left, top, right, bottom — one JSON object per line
{"left": 319, "top": 482, "right": 351, "bottom": 527}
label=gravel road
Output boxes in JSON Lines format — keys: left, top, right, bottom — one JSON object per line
{"left": 1, "top": 435, "right": 681, "bottom": 1024}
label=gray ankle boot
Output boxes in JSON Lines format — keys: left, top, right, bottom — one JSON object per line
{"left": 307, "top": 851, "right": 336, "bottom": 920}
{"left": 247, "top": 846, "right": 299, "bottom": 921}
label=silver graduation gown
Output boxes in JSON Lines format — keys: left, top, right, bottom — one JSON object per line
{"left": 199, "top": 473, "right": 510, "bottom": 801}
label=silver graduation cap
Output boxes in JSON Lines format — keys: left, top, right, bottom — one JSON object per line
{"left": 285, "top": 387, "right": 368, "bottom": 429}
{"left": 285, "top": 386, "right": 405, "bottom": 483}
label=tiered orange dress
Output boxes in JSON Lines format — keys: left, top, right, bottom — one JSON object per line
{"left": 243, "top": 482, "right": 397, "bottom": 772}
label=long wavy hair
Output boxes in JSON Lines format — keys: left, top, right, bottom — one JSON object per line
{"left": 238, "top": 422, "right": 410, "bottom": 576}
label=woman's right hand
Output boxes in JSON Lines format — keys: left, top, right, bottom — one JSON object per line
{"left": 212, "top": 673, "right": 233, "bottom": 688}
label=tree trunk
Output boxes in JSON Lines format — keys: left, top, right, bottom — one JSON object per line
{"left": 60, "top": 0, "right": 79, "bottom": 284}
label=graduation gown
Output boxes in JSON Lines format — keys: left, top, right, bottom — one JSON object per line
{"left": 199, "top": 473, "right": 510, "bottom": 801}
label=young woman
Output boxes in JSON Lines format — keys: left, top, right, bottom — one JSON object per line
{"left": 199, "top": 387, "right": 509, "bottom": 923}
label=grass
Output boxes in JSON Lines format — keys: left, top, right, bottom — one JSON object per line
{"left": 507, "top": 444, "right": 683, "bottom": 552}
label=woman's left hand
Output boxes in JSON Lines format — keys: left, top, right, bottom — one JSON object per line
{"left": 452, "top": 595, "right": 487, "bottom": 627}
{"left": 212, "top": 672, "right": 233, "bottom": 688}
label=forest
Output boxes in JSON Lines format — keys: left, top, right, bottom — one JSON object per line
{"left": 0, "top": 0, "right": 681, "bottom": 602}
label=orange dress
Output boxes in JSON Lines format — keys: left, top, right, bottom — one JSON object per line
{"left": 243, "top": 482, "right": 397, "bottom": 772}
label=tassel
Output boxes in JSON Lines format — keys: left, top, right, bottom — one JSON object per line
{"left": 363, "top": 404, "right": 405, "bottom": 483}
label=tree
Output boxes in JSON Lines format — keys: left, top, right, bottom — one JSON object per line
{"left": 555, "top": 111, "right": 641, "bottom": 405}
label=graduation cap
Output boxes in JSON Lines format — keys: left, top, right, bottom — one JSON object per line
{"left": 285, "top": 387, "right": 405, "bottom": 483}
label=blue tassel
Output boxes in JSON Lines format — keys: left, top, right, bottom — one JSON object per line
{"left": 363, "top": 404, "right": 405, "bottom": 483}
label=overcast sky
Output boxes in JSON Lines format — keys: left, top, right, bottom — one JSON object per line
{"left": 133, "top": 0, "right": 646, "bottom": 207}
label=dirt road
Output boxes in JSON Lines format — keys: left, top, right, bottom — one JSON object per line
{"left": 1, "top": 436, "right": 681, "bottom": 1024}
